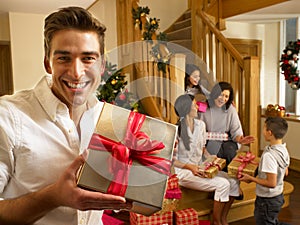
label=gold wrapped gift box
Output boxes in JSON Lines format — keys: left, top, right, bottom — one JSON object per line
{"left": 198, "top": 156, "right": 226, "bottom": 178}
{"left": 77, "top": 103, "right": 177, "bottom": 216}
{"left": 228, "top": 151, "right": 259, "bottom": 178}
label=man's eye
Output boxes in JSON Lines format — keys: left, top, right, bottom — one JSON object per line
{"left": 57, "top": 56, "right": 71, "bottom": 62}
{"left": 83, "top": 56, "right": 97, "bottom": 62}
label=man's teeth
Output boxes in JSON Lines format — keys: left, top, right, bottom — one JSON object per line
{"left": 67, "top": 82, "right": 86, "bottom": 89}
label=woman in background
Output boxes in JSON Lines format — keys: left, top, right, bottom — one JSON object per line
{"left": 185, "top": 64, "right": 210, "bottom": 98}
{"left": 200, "top": 82, "right": 255, "bottom": 166}
{"left": 173, "top": 94, "right": 240, "bottom": 225}
{"left": 200, "top": 82, "right": 255, "bottom": 200}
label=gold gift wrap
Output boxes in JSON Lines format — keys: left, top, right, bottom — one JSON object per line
{"left": 77, "top": 103, "right": 177, "bottom": 216}
{"left": 228, "top": 151, "right": 259, "bottom": 178}
{"left": 156, "top": 198, "right": 179, "bottom": 214}
{"left": 198, "top": 156, "right": 226, "bottom": 178}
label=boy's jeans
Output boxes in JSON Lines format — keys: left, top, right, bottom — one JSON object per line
{"left": 254, "top": 193, "right": 290, "bottom": 225}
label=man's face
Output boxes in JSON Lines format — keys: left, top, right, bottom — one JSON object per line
{"left": 45, "top": 29, "right": 104, "bottom": 108}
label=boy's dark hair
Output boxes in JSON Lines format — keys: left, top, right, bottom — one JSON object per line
{"left": 208, "top": 81, "right": 234, "bottom": 110}
{"left": 265, "top": 117, "right": 288, "bottom": 139}
{"left": 174, "top": 94, "right": 195, "bottom": 151}
{"left": 44, "top": 6, "right": 106, "bottom": 59}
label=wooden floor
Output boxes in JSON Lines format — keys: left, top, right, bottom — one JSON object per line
{"left": 110, "top": 170, "right": 299, "bottom": 225}
{"left": 230, "top": 169, "right": 300, "bottom": 225}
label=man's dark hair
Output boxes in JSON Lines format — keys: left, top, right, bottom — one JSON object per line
{"left": 44, "top": 6, "right": 106, "bottom": 59}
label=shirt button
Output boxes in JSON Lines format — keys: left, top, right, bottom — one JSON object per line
{"left": 79, "top": 218, "right": 85, "bottom": 224}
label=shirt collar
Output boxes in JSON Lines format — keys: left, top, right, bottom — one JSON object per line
{"left": 33, "top": 75, "right": 99, "bottom": 122}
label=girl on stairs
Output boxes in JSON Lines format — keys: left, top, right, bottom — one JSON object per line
{"left": 173, "top": 94, "right": 240, "bottom": 225}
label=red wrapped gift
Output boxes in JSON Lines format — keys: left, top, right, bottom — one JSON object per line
{"left": 175, "top": 208, "right": 198, "bottom": 225}
{"left": 196, "top": 101, "right": 207, "bottom": 112}
{"left": 130, "top": 211, "right": 173, "bottom": 225}
{"left": 199, "top": 220, "right": 210, "bottom": 225}
{"left": 167, "top": 174, "right": 179, "bottom": 190}
{"left": 77, "top": 103, "right": 177, "bottom": 216}
{"left": 102, "top": 213, "right": 124, "bottom": 225}
{"left": 165, "top": 188, "right": 182, "bottom": 199}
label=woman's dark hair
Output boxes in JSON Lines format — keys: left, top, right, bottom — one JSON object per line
{"left": 208, "top": 81, "right": 234, "bottom": 110}
{"left": 44, "top": 7, "right": 106, "bottom": 60}
{"left": 184, "top": 64, "right": 202, "bottom": 91}
{"left": 174, "top": 94, "right": 194, "bottom": 150}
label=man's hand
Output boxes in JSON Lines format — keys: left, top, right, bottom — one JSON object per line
{"left": 49, "top": 155, "right": 132, "bottom": 211}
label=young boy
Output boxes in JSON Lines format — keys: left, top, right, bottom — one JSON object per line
{"left": 239, "top": 117, "right": 290, "bottom": 225}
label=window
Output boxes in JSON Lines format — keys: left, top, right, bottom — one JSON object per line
{"left": 280, "top": 18, "right": 300, "bottom": 115}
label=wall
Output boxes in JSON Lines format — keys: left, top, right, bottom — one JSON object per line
{"left": 222, "top": 21, "right": 280, "bottom": 108}
{"left": 140, "top": 0, "right": 188, "bottom": 31}
{"left": 260, "top": 117, "right": 300, "bottom": 161}
{"left": 9, "top": 12, "right": 45, "bottom": 92}
{"left": 0, "top": 13, "right": 10, "bottom": 41}
{"left": 89, "top": 0, "right": 117, "bottom": 52}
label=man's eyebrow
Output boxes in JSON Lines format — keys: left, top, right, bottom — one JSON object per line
{"left": 82, "top": 51, "right": 100, "bottom": 57}
{"left": 53, "top": 50, "right": 70, "bottom": 55}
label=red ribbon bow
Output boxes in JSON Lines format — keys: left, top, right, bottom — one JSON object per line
{"left": 234, "top": 151, "right": 258, "bottom": 178}
{"left": 88, "top": 111, "right": 171, "bottom": 196}
{"left": 204, "top": 158, "right": 221, "bottom": 171}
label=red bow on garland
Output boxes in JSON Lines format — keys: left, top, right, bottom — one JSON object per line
{"left": 88, "top": 111, "right": 171, "bottom": 196}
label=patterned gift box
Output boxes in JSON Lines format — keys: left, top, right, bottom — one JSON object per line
{"left": 164, "top": 188, "right": 182, "bottom": 199}
{"left": 130, "top": 211, "right": 173, "bottom": 225}
{"left": 198, "top": 156, "right": 226, "bottom": 178}
{"left": 199, "top": 220, "right": 211, "bottom": 225}
{"left": 175, "top": 208, "right": 198, "bottom": 225}
{"left": 228, "top": 151, "right": 259, "bottom": 178}
{"left": 166, "top": 174, "right": 179, "bottom": 190}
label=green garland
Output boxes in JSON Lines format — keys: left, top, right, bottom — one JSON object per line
{"left": 132, "top": 6, "right": 171, "bottom": 73}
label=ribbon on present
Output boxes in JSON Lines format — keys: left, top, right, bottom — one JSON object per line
{"left": 203, "top": 157, "right": 223, "bottom": 171}
{"left": 234, "top": 151, "right": 258, "bottom": 178}
{"left": 88, "top": 111, "right": 172, "bottom": 196}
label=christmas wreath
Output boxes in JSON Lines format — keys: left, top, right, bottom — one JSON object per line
{"left": 280, "top": 39, "right": 300, "bottom": 90}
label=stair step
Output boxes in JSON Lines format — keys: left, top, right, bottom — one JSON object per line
{"left": 167, "top": 27, "right": 191, "bottom": 41}
{"left": 169, "top": 40, "right": 192, "bottom": 50}
{"left": 182, "top": 9, "right": 191, "bottom": 20}
{"left": 177, "top": 181, "right": 294, "bottom": 223}
{"left": 172, "top": 18, "right": 191, "bottom": 31}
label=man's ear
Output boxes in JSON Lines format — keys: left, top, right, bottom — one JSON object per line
{"left": 44, "top": 56, "right": 52, "bottom": 74}
{"left": 100, "top": 59, "right": 105, "bottom": 76}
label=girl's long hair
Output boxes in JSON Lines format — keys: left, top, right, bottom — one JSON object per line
{"left": 174, "top": 94, "right": 194, "bottom": 150}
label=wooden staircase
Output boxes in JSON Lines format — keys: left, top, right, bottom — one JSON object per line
{"left": 115, "top": 1, "right": 295, "bottom": 222}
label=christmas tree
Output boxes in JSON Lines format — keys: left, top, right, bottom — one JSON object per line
{"left": 96, "top": 61, "right": 141, "bottom": 112}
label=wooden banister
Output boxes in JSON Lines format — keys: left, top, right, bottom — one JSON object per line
{"left": 191, "top": 0, "right": 260, "bottom": 155}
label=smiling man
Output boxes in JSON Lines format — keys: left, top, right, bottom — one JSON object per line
{"left": 0, "top": 7, "right": 130, "bottom": 225}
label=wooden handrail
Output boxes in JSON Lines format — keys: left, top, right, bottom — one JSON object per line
{"left": 197, "top": 10, "right": 244, "bottom": 67}
{"left": 190, "top": 0, "right": 260, "bottom": 155}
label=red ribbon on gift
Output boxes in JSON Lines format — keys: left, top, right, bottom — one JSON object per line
{"left": 88, "top": 111, "right": 171, "bottom": 196}
{"left": 234, "top": 151, "right": 258, "bottom": 178}
{"left": 204, "top": 158, "right": 222, "bottom": 171}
